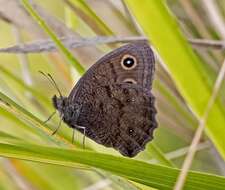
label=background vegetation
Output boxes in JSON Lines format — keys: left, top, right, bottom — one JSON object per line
{"left": 0, "top": 0, "right": 224, "bottom": 189}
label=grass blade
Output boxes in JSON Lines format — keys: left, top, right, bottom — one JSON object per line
{"left": 0, "top": 142, "right": 224, "bottom": 190}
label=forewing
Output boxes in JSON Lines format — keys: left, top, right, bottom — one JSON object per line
{"left": 68, "top": 41, "right": 155, "bottom": 102}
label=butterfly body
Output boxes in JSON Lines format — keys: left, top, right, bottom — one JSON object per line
{"left": 52, "top": 41, "right": 157, "bottom": 157}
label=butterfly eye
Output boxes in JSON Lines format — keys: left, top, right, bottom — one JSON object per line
{"left": 121, "top": 54, "right": 137, "bottom": 70}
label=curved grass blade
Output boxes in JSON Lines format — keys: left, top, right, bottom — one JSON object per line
{"left": 0, "top": 142, "right": 225, "bottom": 190}
{"left": 0, "top": 91, "right": 65, "bottom": 145}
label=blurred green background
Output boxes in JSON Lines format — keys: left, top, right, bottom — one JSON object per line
{"left": 0, "top": 0, "right": 224, "bottom": 189}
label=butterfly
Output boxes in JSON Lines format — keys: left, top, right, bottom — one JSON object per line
{"left": 44, "top": 41, "right": 157, "bottom": 157}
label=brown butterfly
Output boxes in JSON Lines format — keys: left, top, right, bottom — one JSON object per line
{"left": 46, "top": 41, "right": 157, "bottom": 157}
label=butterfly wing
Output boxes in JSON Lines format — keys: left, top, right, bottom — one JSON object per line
{"left": 66, "top": 41, "right": 157, "bottom": 157}
{"left": 70, "top": 83, "right": 157, "bottom": 157}
{"left": 68, "top": 41, "right": 155, "bottom": 102}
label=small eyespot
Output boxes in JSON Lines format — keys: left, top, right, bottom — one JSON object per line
{"left": 127, "top": 98, "right": 135, "bottom": 103}
{"left": 123, "top": 78, "right": 137, "bottom": 84}
{"left": 121, "top": 54, "right": 137, "bottom": 70}
{"left": 129, "top": 128, "right": 134, "bottom": 135}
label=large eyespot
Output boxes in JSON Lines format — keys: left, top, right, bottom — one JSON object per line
{"left": 121, "top": 54, "right": 137, "bottom": 70}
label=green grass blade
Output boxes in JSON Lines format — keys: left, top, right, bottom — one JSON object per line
{"left": 68, "top": 0, "right": 114, "bottom": 35}
{"left": 0, "top": 91, "right": 59, "bottom": 144}
{"left": 0, "top": 142, "right": 224, "bottom": 190}
{"left": 125, "top": 0, "right": 225, "bottom": 159}
{"left": 147, "top": 143, "right": 175, "bottom": 167}
{"left": 0, "top": 91, "right": 43, "bottom": 126}
{"left": 12, "top": 161, "right": 81, "bottom": 190}
{"left": 22, "top": 0, "right": 85, "bottom": 74}
{"left": 0, "top": 131, "right": 21, "bottom": 142}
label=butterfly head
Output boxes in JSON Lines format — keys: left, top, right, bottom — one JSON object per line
{"left": 52, "top": 95, "right": 67, "bottom": 114}
{"left": 52, "top": 95, "right": 82, "bottom": 125}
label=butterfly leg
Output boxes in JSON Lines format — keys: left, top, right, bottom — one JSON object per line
{"left": 72, "top": 129, "right": 75, "bottom": 144}
{"left": 43, "top": 111, "right": 56, "bottom": 124}
{"left": 74, "top": 125, "right": 86, "bottom": 149}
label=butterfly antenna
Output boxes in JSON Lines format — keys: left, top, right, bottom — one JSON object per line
{"left": 47, "top": 73, "right": 63, "bottom": 97}
{"left": 39, "top": 71, "right": 63, "bottom": 97}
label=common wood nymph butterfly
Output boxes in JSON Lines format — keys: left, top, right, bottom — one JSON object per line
{"left": 52, "top": 41, "right": 157, "bottom": 157}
